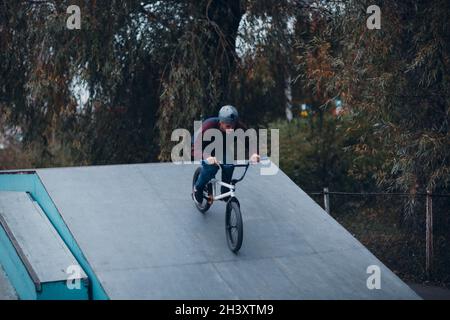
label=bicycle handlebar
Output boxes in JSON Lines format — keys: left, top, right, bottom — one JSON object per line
{"left": 217, "top": 156, "right": 269, "bottom": 168}
{"left": 217, "top": 157, "right": 270, "bottom": 184}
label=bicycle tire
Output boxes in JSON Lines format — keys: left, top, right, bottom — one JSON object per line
{"left": 225, "top": 199, "right": 243, "bottom": 253}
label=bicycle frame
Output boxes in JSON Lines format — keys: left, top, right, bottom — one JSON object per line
{"left": 208, "top": 162, "right": 250, "bottom": 202}
{"left": 204, "top": 157, "right": 268, "bottom": 203}
{"left": 209, "top": 179, "right": 236, "bottom": 201}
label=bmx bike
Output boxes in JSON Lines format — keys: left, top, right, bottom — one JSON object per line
{"left": 192, "top": 160, "right": 260, "bottom": 253}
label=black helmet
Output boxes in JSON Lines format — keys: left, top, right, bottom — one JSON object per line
{"left": 218, "top": 105, "right": 239, "bottom": 124}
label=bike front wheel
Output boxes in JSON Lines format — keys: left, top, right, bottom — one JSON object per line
{"left": 225, "top": 200, "right": 243, "bottom": 253}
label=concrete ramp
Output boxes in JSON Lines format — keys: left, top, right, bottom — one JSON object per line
{"left": 26, "top": 162, "right": 419, "bottom": 299}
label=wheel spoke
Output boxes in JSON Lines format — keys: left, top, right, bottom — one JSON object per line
{"left": 230, "top": 212, "right": 236, "bottom": 225}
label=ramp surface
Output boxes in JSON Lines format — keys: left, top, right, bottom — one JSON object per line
{"left": 34, "top": 163, "right": 419, "bottom": 299}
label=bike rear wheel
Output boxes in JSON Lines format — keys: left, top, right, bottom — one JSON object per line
{"left": 225, "top": 200, "right": 243, "bottom": 253}
{"left": 192, "top": 167, "right": 211, "bottom": 213}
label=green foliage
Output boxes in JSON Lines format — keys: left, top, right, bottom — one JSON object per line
{"left": 299, "top": 0, "right": 450, "bottom": 196}
{"left": 1, "top": 0, "right": 448, "bottom": 199}
{"left": 275, "top": 110, "right": 383, "bottom": 192}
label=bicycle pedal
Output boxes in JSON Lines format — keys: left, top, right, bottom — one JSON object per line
{"left": 207, "top": 194, "right": 213, "bottom": 205}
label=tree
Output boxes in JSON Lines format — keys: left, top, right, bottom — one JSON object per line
{"left": 298, "top": 0, "right": 450, "bottom": 204}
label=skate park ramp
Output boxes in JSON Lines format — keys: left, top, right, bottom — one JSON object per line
{"left": 0, "top": 162, "right": 420, "bottom": 299}
{"left": 0, "top": 191, "right": 88, "bottom": 299}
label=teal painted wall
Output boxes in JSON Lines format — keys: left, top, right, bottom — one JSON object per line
{"left": 38, "top": 280, "right": 90, "bottom": 300}
{"left": 0, "top": 173, "right": 109, "bottom": 300}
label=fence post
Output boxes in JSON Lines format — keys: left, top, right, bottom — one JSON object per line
{"left": 425, "top": 189, "right": 433, "bottom": 275}
{"left": 323, "top": 187, "right": 330, "bottom": 215}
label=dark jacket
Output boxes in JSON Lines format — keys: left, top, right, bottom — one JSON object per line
{"left": 191, "top": 117, "right": 256, "bottom": 162}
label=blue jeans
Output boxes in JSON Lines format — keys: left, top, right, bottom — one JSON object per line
{"left": 195, "top": 160, "right": 234, "bottom": 193}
